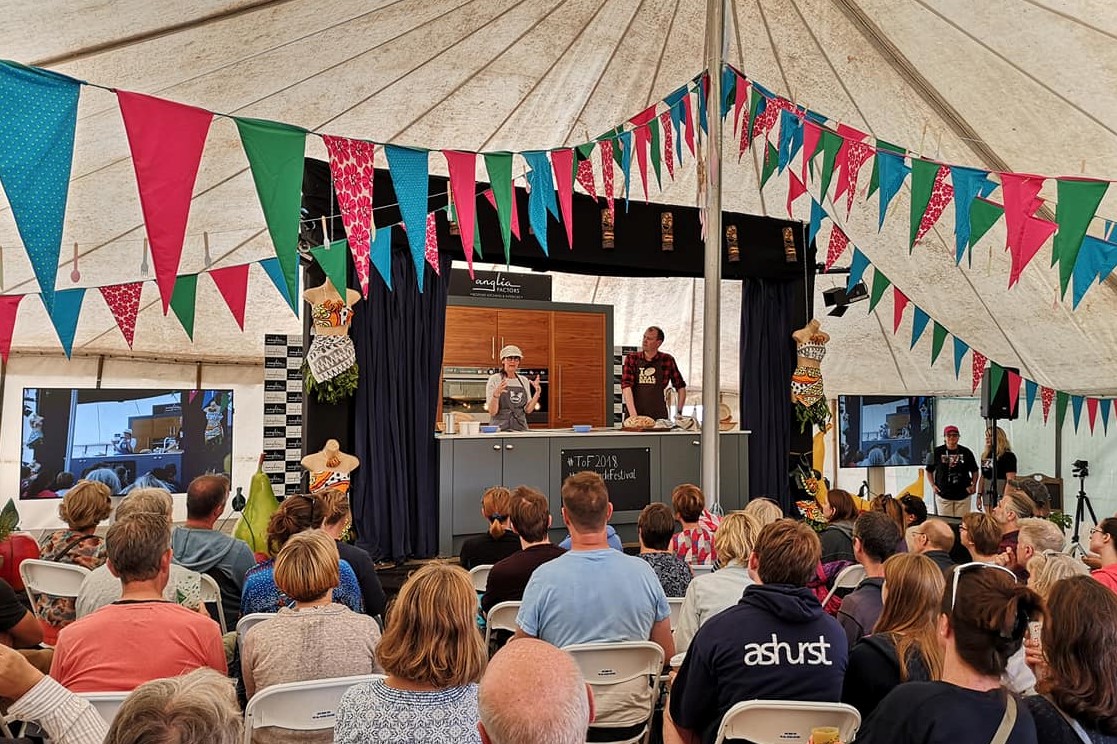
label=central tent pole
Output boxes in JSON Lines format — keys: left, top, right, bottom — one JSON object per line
{"left": 700, "top": 0, "right": 727, "bottom": 508}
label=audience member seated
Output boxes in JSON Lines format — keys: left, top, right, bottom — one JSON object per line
{"left": 906, "top": 519, "right": 958, "bottom": 575}
{"left": 171, "top": 474, "right": 256, "bottom": 628}
{"left": 871, "top": 494, "right": 908, "bottom": 553}
{"left": 313, "top": 487, "right": 386, "bottom": 618}
{"left": 241, "top": 492, "right": 363, "bottom": 615}
{"left": 0, "top": 576, "right": 43, "bottom": 649}
{"left": 742, "top": 496, "right": 784, "bottom": 526}
{"left": 516, "top": 471, "right": 673, "bottom": 736}
{"left": 838, "top": 511, "right": 901, "bottom": 649}
{"left": 994, "top": 491, "right": 1037, "bottom": 578}
{"left": 77, "top": 488, "right": 204, "bottom": 616}
{"left": 960, "top": 511, "right": 1005, "bottom": 565}
{"left": 819, "top": 489, "right": 859, "bottom": 564}
{"left": 842, "top": 553, "right": 945, "bottom": 719}
{"left": 1088, "top": 518, "right": 1117, "bottom": 595}
{"left": 51, "top": 513, "right": 226, "bottom": 692}
{"left": 666, "top": 519, "right": 847, "bottom": 744}
{"left": 0, "top": 643, "right": 107, "bottom": 744}
{"left": 478, "top": 638, "right": 593, "bottom": 744}
{"left": 31, "top": 479, "right": 113, "bottom": 644}
{"left": 105, "top": 668, "right": 243, "bottom": 744}
{"left": 481, "top": 486, "right": 565, "bottom": 615}
{"left": 1024, "top": 575, "right": 1117, "bottom": 743}
{"left": 852, "top": 563, "right": 1041, "bottom": 743}
{"left": 242, "top": 530, "right": 381, "bottom": 743}
{"left": 670, "top": 484, "right": 717, "bottom": 568}
{"left": 900, "top": 493, "right": 928, "bottom": 527}
{"left": 1025, "top": 551, "right": 1087, "bottom": 600}
{"left": 459, "top": 486, "right": 521, "bottom": 570}
{"left": 637, "top": 503, "right": 693, "bottom": 597}
{"left": 674, "top": 512, "right": 762, "bottom": 654}
{"left": 1013, "top": 518, "right": 1066, "bottom": 582}
{"left": 1005, "top": 478, "right": 1051, "bottom": 518}
{"left": 334, "top": 563, "right": 486, "bottom": 744}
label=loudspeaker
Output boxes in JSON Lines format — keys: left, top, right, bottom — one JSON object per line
{"left": 980, "top": 366, "right": 1019, "bottom": 420}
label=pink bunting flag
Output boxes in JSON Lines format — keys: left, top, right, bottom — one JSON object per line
{"left": 832, "top": 124, "right": 865, "bottom": 203}
{"left": 322, "top": 135, "right": 375, "bottom": 298}
{"left": 825, "top": 224, "right": 848, "bottom": 270}
{"left": 843, "top": 141, "right": 874, "bottom": 216}
{"left": 801, "top": 121, "right": 822, "bottom": 185}
{"left": 1041, "top": 386, "right": 1055, "bottom": 423}
{"left": 424, "top": 212, "right": 440, "bottom": 275}
{"left": 971, "top": 351, "right": 987, "bottom": 394}
{"left": 914, "top": 165, "right": 955, "bottom": 244}
{"left": 575, "top": 156, "right": 598, "bottom": 201}
{"left": 1007, "top": 370, "right": 1023, "bottom": 414}
{"left": 1001, "top": 173, "right": 1058, "bottom": 287}
{"left": 444, "top": 150, "right": 478, "bottom": 276}
{"left": 660, "top": 111, "right": 675, "bottom": 180}
{"left": 893, "top": 288, "right": 909, "bottom": 333}
{"left": 116, "top": 91, "right": 213, "bottom": 313}
{"left": 99, "top": 282, "right": 144, "bottom": 348}
{"left": 787, "top": 170, "right": 807, "bottom": 218}
{"left": 1087, "top": 397, "right": 1099, "bottom": 433}
{"left": 551, "top": 149, "right": 575, "bottom": 249}
{"left": 0, "top": 295, "right": 23, "bottom": 363}
{"left": 599, "top": 140, "right": 616, "bottom": 223}
{"left": 483, "top": 189, "right": 520, "bottom": 240}
{"left": 631, "top": 106, "right": 656, "bottom": 201}
{"left": 732, "top": 77, "right": 749, "bottom": 137}
{"left": 682, "top": 91, "right": 695, "bottom": 156}
{"left": 209, "top": 264, "right": 250, "bottom": 330}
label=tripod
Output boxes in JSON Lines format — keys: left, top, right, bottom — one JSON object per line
{"left": 1069, "top": 468, "right": 1098, "bottom": 558}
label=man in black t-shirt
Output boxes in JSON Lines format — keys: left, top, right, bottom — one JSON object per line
{"left": 0, "top": 577, "right": 42, "bottom": 649}
{"left": 925, "top": 425, "right": 979, "bottom": 518}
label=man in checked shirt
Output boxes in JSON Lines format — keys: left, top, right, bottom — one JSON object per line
{"left": 621, "top": 326, "right": 687, "bottom": 422}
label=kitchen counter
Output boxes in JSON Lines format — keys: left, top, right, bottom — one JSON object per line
{"left": 438, "top": 427, "right": 751, "bottom": 439}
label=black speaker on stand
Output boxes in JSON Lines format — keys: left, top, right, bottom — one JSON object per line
{"left": 980, "top": 366, "right": 1018, "bottom": 509}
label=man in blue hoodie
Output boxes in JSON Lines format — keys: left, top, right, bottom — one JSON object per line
{"left": 667, "top": 519, "right": 848, "bottom": 744}
{"left": 171, "top": 475, "right": 255, "bottom": 627}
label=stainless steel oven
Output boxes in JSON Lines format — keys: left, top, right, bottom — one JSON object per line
{"left": 441, "top": 366, "right": 549, "bottom": 426}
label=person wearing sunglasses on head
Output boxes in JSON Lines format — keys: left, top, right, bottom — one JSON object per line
{"left": 853, "top": 562, "right": 1043, "bottom": 744}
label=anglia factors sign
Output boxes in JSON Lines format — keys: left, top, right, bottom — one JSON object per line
{"left": 449, "top": 269, "right": 552, "bottom": 301}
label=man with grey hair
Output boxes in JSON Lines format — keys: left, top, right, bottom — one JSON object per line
{"left": 478, "top": 638, "right": 593, "bottom": 744}
{"left": 51, "top": 513, "right": 226, "bottom": 692}
{"left": 105, "top": 667, "right": 242, "bottom": 744}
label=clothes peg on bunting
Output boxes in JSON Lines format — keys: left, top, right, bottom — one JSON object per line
{"left": 203, "top": 232, "right": 212, "bottom": 268}
{"left": 140, "top": 238, "right": 150, "bottom": 276}
{"left": 70, "top": 242, "right": 80, "bottom": 283}
{"left": 320, "top": 216, "right": 330, "bottom": 246}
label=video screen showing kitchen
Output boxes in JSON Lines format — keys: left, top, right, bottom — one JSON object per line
{"left": 838, "top": 395, "right": 934, "bottom": 468}
{"left": 20, "top": 388, "right": 233, "bottom": 499}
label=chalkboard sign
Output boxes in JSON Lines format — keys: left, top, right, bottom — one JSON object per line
{"left": 560, "top": 447, "right": 651, "bottom": 513}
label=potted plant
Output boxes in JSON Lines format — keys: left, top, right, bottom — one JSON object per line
{"left": 0, "top": 498, "right": 39, "bottom": 591}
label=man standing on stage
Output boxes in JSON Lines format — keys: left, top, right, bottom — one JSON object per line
{"left": 621, "top": 326, "right": 687, "bottom": 422}
{"left": 925, "top": 425, "right": 979, "bottom": 518}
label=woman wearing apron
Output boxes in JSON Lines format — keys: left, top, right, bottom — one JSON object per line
{"left": 485, "top": 345, "right": 541, "bottom": 432}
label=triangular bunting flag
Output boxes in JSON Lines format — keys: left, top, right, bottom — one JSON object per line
{"left": 1025, "top": 379, "right": 1038, "bottom": 419}
{"left": 950, "top": 166, "right": 994, "bottom": 264}
{"left": 259, "top": 257, "right": 298, "bottom": 314}
{"left": 732, "top": 74, "right": 749, "bottom": 137}
{"left": 809, "top": 200, "right": 828, "bottom": 247}
{"left": 0, "top": 295, "right": 23, "bottom": 363}
{"left": 648, "top": 117, "right": 662, "bottom": 189}
{"left": 1054, "top": 178, "right": 1110, "bottom": 297}
{"left": 842, "top": 141, "right": 874, "bottom": 217}
{"left": 524, "top": 151, "right": 558, "bottom": 256}
{"left": 1071, "top": 394, "right": 1084, "bottom": 432}
{"left": 1102, "top": 399, "right": 1112, "bottom": 434}
{"left": 630, "top": 109, "right": 654, "bottom": 200}
{"left": 1040, "top": 386, "right": 1054, "bottom": 423}
{"left": 552, "top": 149, "right": 576, "bottom": 249}
{"left": 825, "top": 224, "right": 848, "bottom": 270}
{"left": 914, "top": 165, "right": 954, "bottom": 245}
{"left": 170, "top": 274, "right": 197, "bottom": 341}
{"left": 868, "top": 270, "right": 891, "bottom": 312}
{"left": 116, "top": 90, "right": 213, "bottom": 313}
{"left": 760, "top": 143, "right": 779, "bottom": 189}
{"left": 1072, "top": 235, "right": 1117, "bottom": 308}
{"left": 908, "top": 159, "right": 939, "bottom": 249}
{"left": 209, "top": 264, "right": 250, "bottom": 330}
{"left": 953, "top": 337, "right": 970, "bottom": 379}
{"left": 425, "top": 212, "right": 440, "bottom": 274}
{"left": 617, "top": 131, "right": 634, "bottom": 207}
{"left": 1055, "top": 390, "right": 1068, "bottom": 428}
{"left": 969, "top": 197, "right": 1005, "bottom": 249}
{"left": 1001, "top": 173, "right": 1057, "bottom": 287}
{"left": 911, "top": 307, "right": 930, "bottom": 349}
{"left": 930, "top": 323, "right": 948, "bottom": 365}
{"left": 893, "top": 288, "right": 909, "bottom": 333}
{"left": 48, "top": 288, "right": 84, "bottom": 358}
{"left": 776, "top": 110, "right": 801, "bottom": 174}
{"left": 385, "top": 145, "right": 431, "bottom": 290}
{"left": 660, "top": 111, "right": 675, "bottom": 180}
{"left": 847, "top": 249, "right": 869, "bottom": 292}
{"left": 235, "top": 117, "right": 305, "bottom": 310}
{"left": 371, "top": 227, "right": 393, "bottom": 290}
{"left": 788, "top": 170, "right": 808, "bottom": 219}
{"left": 877, "top": 151, "right": 910, "bottom": 230}
{"left": 800, "top": 121, "right": 822, "bottom": 183}
{"left": 1007, "top": 370, "right": 1022, "bottom": 415}
{"left": 575, "top": 147, "right": 598, "bottom": 201}
{"left": 310, "top": 239, "right": 351, "bottom": 299}
{"left": 720, "top": 66, "right": 736, "bottom": 120}
{"left": 99, "top": 282, "right": 144, "bottom": 348}
{"left": 974, "top": 353, "right": 990, "bottom": 394}
{"left": 697, "top": 74, "right": 709, "bottom": 134}
{"left": 0, "top": 62, "right": 81, "bottom": 313}
{"left": 445, "top": 150, "right": 478, "bottom": 276}
{"left": 1087, "top": 397, "right": 1099, "bottom": 433}
{"left": 817, "top": 130, "right": 844, "bottom": 202}
{"left": 599, "top": 140, "right": 616, "bottom": 222}
{"left": 681, "top": 87, "right": 696, "bottom": 157}
{"left": 745, "top": 86, "right": 765, "bottom": 153}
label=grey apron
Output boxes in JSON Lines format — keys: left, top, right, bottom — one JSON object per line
{"left": 492, "top": 375, "right": 530, "bottom": 431}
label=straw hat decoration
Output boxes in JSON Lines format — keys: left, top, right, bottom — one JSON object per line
{"left": 718, "top": 402, "right": 737, "bottom": 431}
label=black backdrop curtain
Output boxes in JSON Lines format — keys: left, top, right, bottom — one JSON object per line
{"left": 740, "top": 277, "right": 797, "bottom": 513}
{"left": 351, "top": 237, "right": 452, "bottom": 562}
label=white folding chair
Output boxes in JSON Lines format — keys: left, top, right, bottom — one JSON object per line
{"left": 236, "top": 612, "right": 275, "bottom": 652}
{"left": 76, "top": 691, "right": 130, "bottom": 727}
{"left": 469, "top": 564, "right": 493, "bottom": 593}
{"left": 199, "top": 573, "right": 227, "bottom": 633}
{"left": 667, "top": 597, "right": 685, "bottom": 631}
{"left": 19, "top": 559, "right": 89, "bottom": 643}
{"left": 484, "top": 600, "right": 521, "bottom": 649}
{"left": 243, "top": 674, "right": 384, "bottom": 744}
{"left": 563, "top": 641, "right": 664, "bottom": 744}
{"left": 821, "top": 563, "right": 866, "bottom": 609}
{"left": 713, "top": 700, "right": 861, "bottom": 744}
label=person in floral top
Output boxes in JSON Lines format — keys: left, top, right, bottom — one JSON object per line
{"left": 34, "top": 480, "right": 113, "bottom": 643}
{"left": 636, "top": 504, "right": 693, "bottom": 597}
{"left": 669, "top": 483, "right": 717, "bottom": 568}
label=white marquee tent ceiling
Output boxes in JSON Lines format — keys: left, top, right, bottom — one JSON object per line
{"left": 2, "top": 0, "right": 1116, "bottom": 397}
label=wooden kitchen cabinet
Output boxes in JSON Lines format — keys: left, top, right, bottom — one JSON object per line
{"left": 444, "top": 307, "right": 498, "bottom": 366}
{"left": 551, "top": 311, "right": 607, "bottom": 427}
{"left": 496, "top": 310, "right": 551, "bottom": 366}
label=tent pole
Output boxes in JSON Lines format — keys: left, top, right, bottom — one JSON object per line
{"left": 700, "top": 0, "right": 727, "bottom": 509}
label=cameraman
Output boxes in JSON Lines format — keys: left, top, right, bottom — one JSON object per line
{"left": 925, "top": 425, "right": 979, "bottom": 518}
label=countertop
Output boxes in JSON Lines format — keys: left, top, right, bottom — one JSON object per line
{"left": 437, "top": 427, "right": 751, "bottom": 439}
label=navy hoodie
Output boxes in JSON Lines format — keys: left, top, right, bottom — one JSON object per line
{"left": 670, "top": 583, "right": 848, "bottom": 744}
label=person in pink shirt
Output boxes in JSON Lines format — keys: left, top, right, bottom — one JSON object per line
{"left": 51, "top": 513, "right": 226, "bottom": 693}
{"left": 670, "top": 484, "right": 717, "bottom": 568}
{"left": 1088, "top": 518, "right": 1117, "bottom": 594}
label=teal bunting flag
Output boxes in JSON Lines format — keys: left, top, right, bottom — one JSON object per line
{"left": 720, "top": 66, "right": 736, "bottom": 120}
{"left": 910, "top": 307, "right": 930, "bottom": 349}
{"left": 1102, "top": 399, "right": 1112, "bottom": 434}
{"left": 809, "top": 200, "right": 827, "bottom": 247}
{"left": 524, "top": 152, "right": 554, "bottom": 257}
{"left": 1072, "top": 235, "right": 1117, "bottom": 308}
{"left": 950, "top": 166, "right": 994, "bottom": 265}
{"left": 697, "top": 75, "right": 709, "bottom": 134}
{"left": 258, "top": 257, "right": 298, "bottom": 312}
{"left": 1072, "top": 395, "right": 1085, "bottom": 432}
{"left": 847, "top": 249, "right": 869, "bottom": 292}
{"left": 48, "top": 288, "right": 85, "bottom": 358}
{"left": 371, "top": 227, "right": 392, "bottom": 290}
{"left": 953, "top": 337, "right": 969, "bottom": 379}
{"left": 1025, "top": 379, "right": 1038, "bottom": 419}
{"left": 777, "top": 109, "right": 802, "bottom": 174}
{"left": 618, "top": 130, "right": 634, "bottom": 208}
{"left": 384, "top": 145, "right": 430, "bottom": 291}
{"left": 877, "top": 151, "right": 911, "bottom": 230}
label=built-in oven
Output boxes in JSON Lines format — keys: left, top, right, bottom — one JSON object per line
{"left": 441, "top": 366, "right": 549, "bottom": 426}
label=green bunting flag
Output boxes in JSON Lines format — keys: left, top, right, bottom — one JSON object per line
{"left": 484, "top": 152, "right": 515, "bottom": 264}
{"left": 867, "top": 140, "right": 904, "bottom": 199}
{"left": 310, "top": 239, "right": 351, "bottom": 300}
{"left": 909, "top": 159, "right": 939, "bottom": 251}
{"left": 169, "top": 274, "right": 198, "bottom": 341}
{"left": 817, "top": 130, "right": 844, "bottom": 200}
{"left": 989, "top": 364, "right": 1005, "bottom": 400}
{"left": 931, "top": 322, "right": 948, "bottom": 365}
{"left": 1056, "top": 391, "right": 1070, "bottom": 429}
{"left": 649, "top": 117, "right": 662, "bottom": 189}
{"left": 760, "top": 143, "right": 779, "bottom": 188}
{"left": 969, "top": 198, "right": 1004, "bottom": 249}
{"left": 1054, "top": 179, "right": 1110, "bottom": 297}
{"left": 746, "top": 87, "right": 764, "bottom": 150}
{"left": 868, "top": 270, "right": 891, "bottom": 312}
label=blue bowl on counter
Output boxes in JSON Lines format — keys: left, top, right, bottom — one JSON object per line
{"left": 572, "top": 424, "right": 593, "bottom": 433}
{"left": 479, "top": 425, "right": 500, "bottom": 434}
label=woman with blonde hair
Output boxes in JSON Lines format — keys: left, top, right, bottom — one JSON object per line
{"left": 335, "top": 563, "right": 487, "bottom": 743}
{"left": 960, "top": 511, "right": 1004, "bottom": 564}
{"left": 1026, "top": 550, "right": 1088, "bottom": 599}
{"left": 741, "top": 497, "right": 783, "bottom": 527}
{"left": 458, "top": 486, "right": 520, "bottom": 570}
{"left": 842, "top": 553, "right": 945, "bottom": 718}
{"left": 315, "top": 488, "right": 385, "bottom": 618}
{"left": 978, "top": 425, "right": 1017, "bottom": 508}
{"left": 674, "top": 511, "right": 762, "bottom": 653}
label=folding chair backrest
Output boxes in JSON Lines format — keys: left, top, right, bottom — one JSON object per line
{"left": 691, "top": 564, "right": 715, "bottom": 577}
{"left": 77, "top": 692, "right": 130, "bottom": 727}
{"left": 563, "top": 641, "right": 664, "bottom": 738}
{"left": 243, "top": 674, "right": 383, "bottom": 744}
{"left": 469, "top": 564, "right": 493, "bottom": 593}
{"left": 714, "top": 699, "right": 861, "bottom": 744}
{"left": 668, "top": 597, "right": 685, "bottom": 630}
{"left": 199, "top": 572, "right": 227, "bottom": 633}
{"left": 236, "top": 612, "right": 275, "bottom": 651}
{"left": 19, "top": 559, "right": 88, "bottom": 606}
{"left": 821, "top": 564, "right": 866, "bottom": 608}
{"left": 484, "top": 600, "right": 521, "bottom": 648}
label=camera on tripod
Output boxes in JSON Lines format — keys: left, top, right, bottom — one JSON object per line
{"left": 1073, "top": 459, "right": 1089, "bottom": 478}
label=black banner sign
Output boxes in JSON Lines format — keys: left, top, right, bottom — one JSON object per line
{"left": 560, "top": 447, "right": 651, "bottom": 513}
{"left": 449, "top": 269, "right": 552, "bottom": 301}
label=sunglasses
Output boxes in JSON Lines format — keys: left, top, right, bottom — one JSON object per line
{"left": 949, "top": 561, "right": 1017, "bottom": 612}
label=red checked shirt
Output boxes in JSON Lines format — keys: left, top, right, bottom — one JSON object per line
{"left": 671, "top": 526, "right": 717, "bottom": 568}
{"left": 621, "top": 351, "right": 687, "bottom": 392}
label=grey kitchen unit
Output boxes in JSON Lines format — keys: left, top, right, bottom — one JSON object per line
{"left": 437, "top": 429, "right": 750, "bottom": 556}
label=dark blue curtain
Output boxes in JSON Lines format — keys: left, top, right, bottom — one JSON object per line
{"left": 740, "top": 277, "right": 796, "bottom": 513}
{"left": 351, "top": 242, "right": 452, "bottom": 562}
